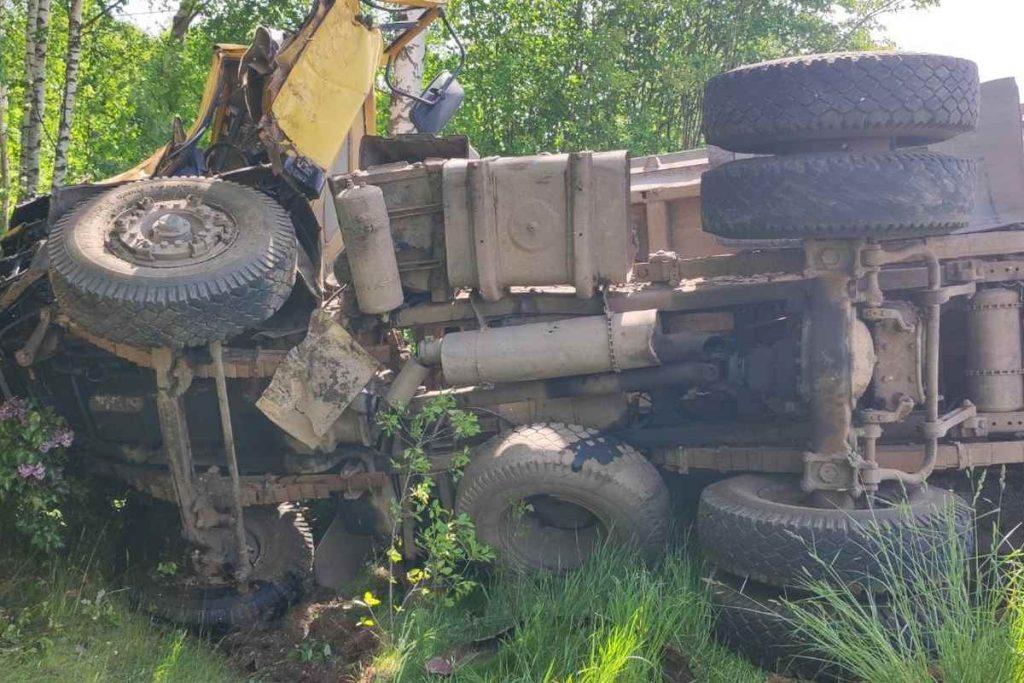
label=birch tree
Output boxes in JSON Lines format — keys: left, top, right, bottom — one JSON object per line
{"left": 18, "top": 0, "right": 50, "bottom": 201}
{"left": 0, "top": 0, "right": 10, "bottom": 229}
{"left": 52, "top": 0, "right": 84, "bottom": 190}
{"left": 389, "top": 10, "right": 425, "bottom": 135}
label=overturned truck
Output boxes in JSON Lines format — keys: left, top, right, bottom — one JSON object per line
{"left": 0, "top": 1, "right": 1015, "bottom": 663}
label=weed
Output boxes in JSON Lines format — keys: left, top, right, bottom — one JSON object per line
{"left": 782, "top": 480, "right": 1024, "bottom": 682}
{"left": 365, "top": 540, "right": 762, "bottom": 682}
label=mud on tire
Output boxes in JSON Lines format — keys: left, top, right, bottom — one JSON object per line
{"left": 128, "top": 504, "right": 313, "bottom": 628}
{"left": 701, "top": 151, "right": 975, "bottom": 240}
{"left": 702, "top": 51, "right": 979, "bottom": 154}
{"left": 49, "top": 177, "right": 297, "bottom": 348}
{"left": 456, "top": 423, "right": 671, "bottom": 573}
{"left": 697, "top": 475, "right": 973, "bottom": 593}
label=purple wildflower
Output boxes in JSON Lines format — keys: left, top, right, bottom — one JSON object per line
{"left": 17, "top": 463, "right": 45, "bottom": 480}
{"left": 39, "top": 428, "right": 74, "bottom": 453}
{"left": 0, "top": 398, "right": 27, "bottom": 423}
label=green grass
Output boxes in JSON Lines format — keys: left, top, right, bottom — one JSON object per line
{"left": 779, "top": 486, "right": 1024, "bottom": 683}
{"left": 9, "top": 481, "right": 1024, "bottom": 682}
{"left": 365, "top": 541, "right": 763, "bottom": 682}
{"left": 0, "top": 538, "right": 238, "bottom": 683}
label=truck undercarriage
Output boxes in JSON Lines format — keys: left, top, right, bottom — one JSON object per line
{"left": 0, "top": 7, "right": 1016, "bottom": 666}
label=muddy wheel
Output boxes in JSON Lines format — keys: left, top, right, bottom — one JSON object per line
{"left": 49, "top": 177, "right": 296, "bottom": 348}
{"left": 702, "top": 52, "right": 979, "bottom": 154}
{"left": 127, "top": 504, "right": 313, "bottom": 628}
{"left": 711, "top": 575, "right": 837, "bottom": 680}
{"left": 697, "top": 475, "right": 972, "bottom": 593}
{"left": 701, "top": 151, "right": 975, "bottom": 240}
{"left": 456, "top": 423, "right": 671, "bottom": 573}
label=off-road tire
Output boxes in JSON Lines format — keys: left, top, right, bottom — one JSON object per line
{"left": 702, "top": 52, "right": 979, "bottom": 154}
{"left": 697, "top": 475, "right": 973, "bottom": 593}
{"left": 49, "top": 177, "right": 296, "bottom": 348}
{"left": 129, "top": 504, "right": 313, "bottom": 628}
{"left": 711, "top": 574, "right": 925, "bottom": 681}
{"left": 701, "top": 151, "right": 975, "bottom": 240}
{"left": 711, "top": 575, "right": 838, "bottom": 680}
{"left": 456, "top": 423, "right": 671, "bottom": 573}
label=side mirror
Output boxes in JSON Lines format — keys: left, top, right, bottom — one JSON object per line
{"left": 411, "top": 71, "right": 464, "bottom": 134}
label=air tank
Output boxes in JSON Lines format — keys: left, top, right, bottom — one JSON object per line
{"left": 333, "top": 179, "right": 404, "bottom": 314}
{"left": 966, "top": 287, "right": 1024, "bottom": 412}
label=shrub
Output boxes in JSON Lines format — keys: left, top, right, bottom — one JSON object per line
{"left": 0, "top": 398, "right": 75, "bottom": 552}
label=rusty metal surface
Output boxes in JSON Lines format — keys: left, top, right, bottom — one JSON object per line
{"left": 653, "top": 439, "right": 1024, "bottom": 475}
{"left": 60, "top": 317, "right": 289, "bottom": 378}
{"left": 256, "top": 310, "right": 379, "bottom": 450}
{"left": 869, "top": 301, "right": 923, "bottom": 412}
{"left": 88, "top": 456, "right": 388, "bottom": 507}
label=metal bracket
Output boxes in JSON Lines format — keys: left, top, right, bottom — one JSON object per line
{"left": 861, "top": 305, "right": 915, "bottom": 331}
{"left": 922, "top": 401, "right": 977, "bottom": 440}
{"left": 858, "top": 395, "right": 916, "bottom": 425}
{"left": 912, "top": 281, "right": 977, "bottom": 306}
{"left": 802, "top": 449, "right": 863, "bottom": 497}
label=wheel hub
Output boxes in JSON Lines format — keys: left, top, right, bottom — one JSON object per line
{"left": 107, "top": 195, "right": 237, "bottom": 266}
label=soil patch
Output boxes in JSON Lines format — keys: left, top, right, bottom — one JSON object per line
{"left": 220, "top": 593, "right": 376, "bottom": 682}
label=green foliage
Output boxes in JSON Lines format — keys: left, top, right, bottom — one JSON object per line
{"left": 780, "top": 483, "right": 1024, "bottom": 682}
{"left": 427, "top": 0, "right": 938, "bottom": 156}
{"left": 0, "top": 0, "right": 936, "bottom": 211}
{"left": 361, "top": 394, "right": 494, "bottom": 651}
{"left": 1, "top": 0, "right": 310, "bottom": 202}
{"left": 367, "top": 541, "right": 763, "bottom": 682}
{"left": 0, "top": 398, "right": 75, "bottom": 553}
{"left": 0, "top": 540, "right": 239, "bottom": 682}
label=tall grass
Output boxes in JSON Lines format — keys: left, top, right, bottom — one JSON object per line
{"left": 0, "top": 533, "right": 238, "bottom": 683}
{"left": 782, "top": 484, "right": 1024, "bottom": 682}
{"left": 366, "top": 541, "right": 762, "bottom": 682}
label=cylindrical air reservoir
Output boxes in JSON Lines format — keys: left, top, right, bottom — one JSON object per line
{"left": 385, "top": 357, "right": 431, "bottom": 409}
{"left": 333, "top": 180, "right": 404, "bottom": 314}
{"left": 430, "top": 310, "right": 661, "bottom": 386}
{"left": 967, "top": 287, "right": 1024, "bottom": 412}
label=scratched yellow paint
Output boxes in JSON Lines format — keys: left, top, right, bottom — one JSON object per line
{"left": 270, "top": 0, "right": 383, "bottom": 169}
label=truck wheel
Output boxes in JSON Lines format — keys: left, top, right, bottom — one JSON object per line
{"left": 456, "top": 423, "right": 671, "bottom": 573}
{"left": 697, "top": 475, "right": 972, "bottom": 593}
{"left": 701, "top": 151, "right": 975, "bottom": 240}
{"left": 711, "top": 574, "right": 927, "bottom": 680}
{"left": 702, "top": 52, "right": 979, "bottom": 154}
{"left": 711, "top": 575, "right": 837, "bottom": 680}
{"left": 49, "top": 177, "right": 296, "bottom": 348}
{"left": 129, "top": 504, "right": 313, "bottom": 628}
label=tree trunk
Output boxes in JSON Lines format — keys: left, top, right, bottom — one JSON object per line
{"left": 1, "top": 81, "right": 10, "bottom": 232}
{"left": 18, "top": 0, "right": 50, "bottom": 201}
{"left": 52, "top": 0, "right": 84, "bottom": 190}
{"left": 170, "top": 0, "right": 204, "bottom": 41}
{"left": 0, "top": 0, "right": 11, "bottom": 229}
{"left": 18, "top": 0, "right": 40, "bottom": 200}
{"left": 388, "top": 11, "right": 426, "bottom": 135}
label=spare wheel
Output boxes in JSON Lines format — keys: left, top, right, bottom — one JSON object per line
{"left": 48, "top": 177, "right": 297, "bottom": 348}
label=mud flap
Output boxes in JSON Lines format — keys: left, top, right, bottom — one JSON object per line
{"left": 256, "top": 309, "right": 379, "bottom": 450}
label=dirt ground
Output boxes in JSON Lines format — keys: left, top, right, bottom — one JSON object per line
{"left": 220, "top": 592, "right": 377, "bottom": 682}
